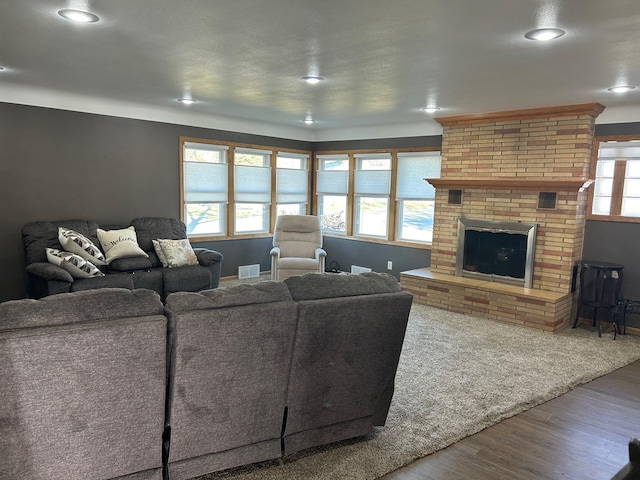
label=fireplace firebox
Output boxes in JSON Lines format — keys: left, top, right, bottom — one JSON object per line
{"left": 455, "top": 218, "right": 537, "bottom": 288}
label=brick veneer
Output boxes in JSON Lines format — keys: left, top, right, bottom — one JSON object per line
{"left": 400, "top": 103, "right": 605, "bottom": 332}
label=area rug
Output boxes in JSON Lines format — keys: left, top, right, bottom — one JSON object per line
{"left": 198, "top": 303, "right": 640, "bottom": 480}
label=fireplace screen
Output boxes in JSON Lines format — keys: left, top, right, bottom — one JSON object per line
{"left": 455, "top": 218, "right": 537, "bottom": 288}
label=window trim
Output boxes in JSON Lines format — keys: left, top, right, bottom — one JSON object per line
{"left": 180, "top": 136, "right": 312, "bottom": 240}
{"left": 313, "top": 147, "right": 441, "bottom": 247}
{"left": 587, "top": 135, "right": 640, "bottom": 224}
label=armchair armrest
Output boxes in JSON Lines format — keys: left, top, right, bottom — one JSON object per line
{"left": 26, "top": 262, "right": 74, "bottom": 283}
{"left": 270, "top": 246, "right": 281, "bottom": 258}
{"left": 315, "top": 248, "right": 327, "bottom": 272}
{"left": 193, "top": 248, "right": 223, "bottom": 267}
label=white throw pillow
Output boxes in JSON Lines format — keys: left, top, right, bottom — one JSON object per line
{"left": 46, "top": 248, "right": 105, "bottom": 279}
{"left": 97, "top": 226, "right": 149, "bottom": 263}
{"left": 155, "top": 238, "right": 198, "bottom": 268}
{"left": 58, "top": 227, "right": 107, "bottom": 266}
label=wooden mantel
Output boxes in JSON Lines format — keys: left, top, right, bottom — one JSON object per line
{"left": 424, "top": 177, "right": 594, "bottom": 192}
{"left": 434, "top": 103, "right": 605, "bottom": 126}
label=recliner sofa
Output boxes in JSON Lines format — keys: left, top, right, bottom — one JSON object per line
{"left": 22, "top": 217, "right": 223, "bottom": 299}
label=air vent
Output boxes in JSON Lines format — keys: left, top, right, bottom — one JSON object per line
{"left": 238, "top": 264, "right": 260, "bottom": 279}
{"left": 350, "top": 265, "right": 372, "bottom": 274}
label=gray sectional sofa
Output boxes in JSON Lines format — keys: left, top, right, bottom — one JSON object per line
{"left": 22, "top": 217, "right": 223, "bottom": 299}
{"left": 0, "top": 272, "right": 413, "bottom": 480}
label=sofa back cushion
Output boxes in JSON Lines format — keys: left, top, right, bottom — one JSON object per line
{"left": 0, "top": 288, "right": 166, "bottom": 480}
{"left": 0, "top": 288, "right": 163, "bottom": 331}
{"left": 130, "top": 217, "right": 187, "bottom": 252}
{"left": 281, "top": 272, "right": 413, "bottom": 455}
{"left": 164, "top": 282, "right": 297, "bottom": 477}
{"left": 22, "top": 220, "right": 102, "bottom": 265}
{"left": 284, "top": 271, "right": 401, "bottom": 300}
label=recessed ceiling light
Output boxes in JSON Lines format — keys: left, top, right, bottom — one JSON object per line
{"left": 57, "top": 9, "right": 100, "bottom": 23}
{"left": 524, "top": 28, "right": 565, "bottom": 41}
{"left": 303, "top": 118, "right": 316, "bottom": 125}
{"left": 607, "top": 85, "right": 636, "bottom": 93}
{"left": 421, "top": 107, "right": 440, "bottom": 113}
{"left": 300, "top": 76, "right": 325, "bottom": 85}
{"left": 177, "top": 98, "right": 196, "bottom": 105}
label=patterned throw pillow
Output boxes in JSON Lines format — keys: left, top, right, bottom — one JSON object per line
{"left": 58, "top": 227, "right": 107, "bottom": 266}
{"left": 152, "top": 239, "right": 169, "bottom": 268}
{"left": 46, "top": 248, "right": 105, "bottom": 279}
{"left": 155, "top": 239, "right": 198, "bottom": 268}
{"left": 97, "top": 226, "right": 149, "bottom": 263}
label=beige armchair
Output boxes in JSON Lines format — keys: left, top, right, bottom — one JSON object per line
{"left": 270, "top": 215, "right": 326, "bottom": 281}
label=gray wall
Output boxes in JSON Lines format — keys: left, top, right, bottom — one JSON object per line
{"left": 2, "top": 101, "right": 640, "bottom": 312}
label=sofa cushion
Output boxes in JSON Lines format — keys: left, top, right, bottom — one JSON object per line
{"left": 46, "top": 248, "right": 105, "bottom": 279}
{"left": 155, "top": 238, "right": 198, "bottom": 268}
{"left": 58, "top": 227, "right": 107, "bottom": 266}
{"left": 22, "top": 220, "right": 101, "bottom": 264}
{"left": 162, "top": 265, "right": 212, "bottom": 295}
{"left": 166, "top": 281, "right": 292, "bottom": 312}
{"left": 284, "top": 271, "right": 401, "bottom": 301}
{"left": 108, "top": 256, "right": 154, "bottom": 272}
{"left": 97, "top": 226, "right": 149, "bottom": 263}
{"left": 131, "top": 217, "right": 187, "bottom": 252}
{"left": 0, "top": 288, "right": 163, "bottom": 331}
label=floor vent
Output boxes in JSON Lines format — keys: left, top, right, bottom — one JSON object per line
{"left": 238, "top": 264, "right": 260, "bottom": 279}
{"left": 350, "top": 265, "right": 372, "bottom": 274}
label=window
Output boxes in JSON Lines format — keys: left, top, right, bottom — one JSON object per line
{"left": 182, "top": 142, "right": 228, "bottom": 236}
{"left": 276, "top": 152, "right": 309, "bottom": 216}
{"left": 396, "top": 152, "right": 441, "bottom": 243}
{"left": 316, "top": 155, "right": 349, "bottom": 234}
{"left": 314, "top": 149, "right": 441, "bottom": 244}
{"left": 592, "top": 139, "right": 640, "bottom": 219}
{"left": 233, "top": 147, "right": 272, "bottom": 234}
{"left": 181, "top": 137, "right": 312, "bottom": 239}
{"left": 354, "top": 154, "right": 391, "bottom": 238}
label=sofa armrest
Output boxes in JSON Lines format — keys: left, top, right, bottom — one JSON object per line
{"left": 26, "top": 262, "right": 74, "bottom": 283}
{"left": 315, "top": 248, "right": 327, "bottom": 261}
{"left": 270, "top": 246, "right": 281, "bottom": 259}
{"left": 193, "top": 248, "right": 223, "bottom": 267}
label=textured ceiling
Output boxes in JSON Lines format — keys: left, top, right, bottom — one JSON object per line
{"left": 1, "top": 0, "right": 639, "bottom": 140}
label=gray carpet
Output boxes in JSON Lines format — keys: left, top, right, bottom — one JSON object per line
{"left": 198, "top": 303, "right": 640, "bottom": 480}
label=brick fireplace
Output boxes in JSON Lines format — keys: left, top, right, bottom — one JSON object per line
{"left": 400, "top": 103, "right": 605, "bottom": 332}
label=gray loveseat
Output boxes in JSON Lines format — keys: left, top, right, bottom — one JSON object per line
{"left": 0, "top": 272, "right": 412, "bottom": 480}
{"left": 22, "top": 217, "right": 223, "bottom": 299}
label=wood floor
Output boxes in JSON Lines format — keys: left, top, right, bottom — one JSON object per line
{"left": 382, "top": 359, "right": 640, "bottom": 480}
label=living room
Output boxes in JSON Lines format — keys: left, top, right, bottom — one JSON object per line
{"left": 2, "top": 1, "right": 640, "bottom": 478}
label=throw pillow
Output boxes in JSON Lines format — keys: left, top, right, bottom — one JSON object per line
{"left": 155, "top": 238, "right": 198, "bottom": 268}
{"left": 58, "top": 227, "right": 107, "bottom": 266}
{"left": 46, "top": 248, "right": 105, "bottom": 279}
{"left": 97, "top": 226, "right": 149, "bottom": 263}
{"left": 152, "top": 239, "right": 170, "bottom": 268}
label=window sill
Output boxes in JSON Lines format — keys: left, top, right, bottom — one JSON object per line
{"left": 322, "top": 233, "right": 432, "bottom": 250}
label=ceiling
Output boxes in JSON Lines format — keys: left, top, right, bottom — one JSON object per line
{"left": 1, "top": 0, "right": 640, "bottom": 141}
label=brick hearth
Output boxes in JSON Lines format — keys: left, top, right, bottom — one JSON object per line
{"left": 400, "top": 103, "right": 605, "bottom": 332}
